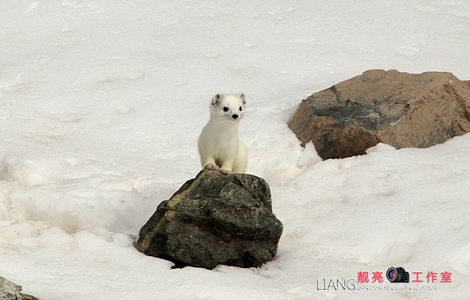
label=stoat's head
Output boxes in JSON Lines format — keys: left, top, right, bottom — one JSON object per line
{"left": 210, "top": 93, "right": 246, "bottom": 121}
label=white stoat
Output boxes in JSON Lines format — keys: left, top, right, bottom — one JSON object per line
{"left": 198, "top": 93, "right": 248, "bottom": 173}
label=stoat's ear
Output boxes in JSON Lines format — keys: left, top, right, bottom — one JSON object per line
{"left": 212, "top": 94, "right": 222, "bottom": 106}
{"left": 240, "top": 93, "right": 246, "bottom": 105}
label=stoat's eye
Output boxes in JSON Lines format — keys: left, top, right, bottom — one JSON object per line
{"left": 239, "top": 106, "right": 243, "bottom": 111}
{"left": 223, "top": 107, "right": 229, "bottom": 112}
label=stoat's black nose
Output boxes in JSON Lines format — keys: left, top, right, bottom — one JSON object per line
{"left": 232, "top": 114, "right": 239, "bottom": 119}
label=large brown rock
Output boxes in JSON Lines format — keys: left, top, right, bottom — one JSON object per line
{"left": 288, "top": 69, "right": 470, "bottom": 159}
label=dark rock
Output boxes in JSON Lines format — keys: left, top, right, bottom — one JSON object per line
{"left": 135, "top": 169, "right": 283, "bottom": 269}
{"left": 0, "top": 276, "right": 38, "bottom": 300}
{"left": 288, "top": 69, "right": 470, "bottom": 159}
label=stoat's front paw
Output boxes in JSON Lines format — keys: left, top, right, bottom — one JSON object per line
{"left": 204, "top": 163, "right": 218, "bottom": 170}
{"left": 219, "top": 168, "right": 232, "bottom": 175}
{"left": 203, "top": 163, "right": 232, "bottom": 174}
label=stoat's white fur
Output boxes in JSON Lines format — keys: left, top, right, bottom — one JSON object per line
{"left": 198, "top": 93, "right": 247, "bottom": 173}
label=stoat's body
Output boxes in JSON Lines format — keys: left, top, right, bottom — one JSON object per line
{"left": 198, "top": 93, "right": 247, "bottom": 173}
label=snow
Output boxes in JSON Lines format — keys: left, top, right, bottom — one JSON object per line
{"left": 1, "top": 0, "right": 470, "bottom": 299}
